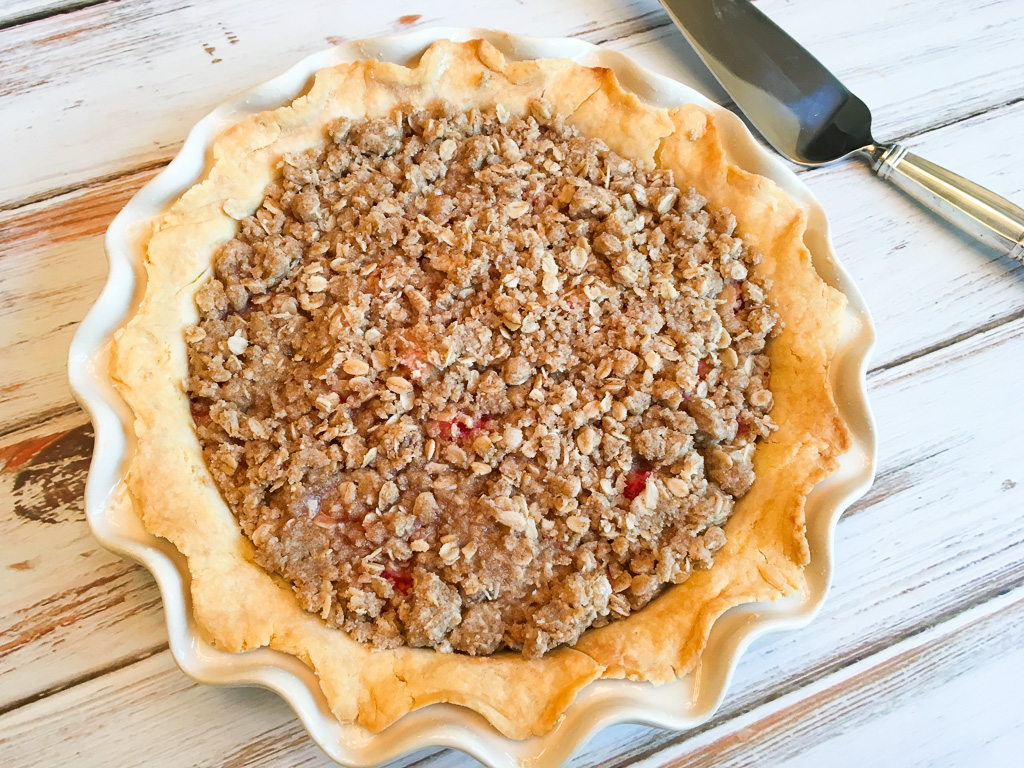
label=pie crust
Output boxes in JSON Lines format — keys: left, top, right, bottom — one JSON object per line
{"left": 111, "top": 39, "right": 850, "bottom": 739}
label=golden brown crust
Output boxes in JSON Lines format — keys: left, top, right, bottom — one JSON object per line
{"left": 110, "top": 39, "right": 849, "bottom": 738}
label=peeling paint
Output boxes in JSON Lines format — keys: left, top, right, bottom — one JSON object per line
{"left": 6, "top": 424, "right": 93, "bottom": 524}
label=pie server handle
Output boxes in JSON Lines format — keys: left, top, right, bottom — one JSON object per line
{"left": 864, "top": 143, "right": 1024, "bottom": 263}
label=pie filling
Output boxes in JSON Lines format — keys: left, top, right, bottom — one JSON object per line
{"left": 185, "top": 102, "right": 778, "bottom": 658}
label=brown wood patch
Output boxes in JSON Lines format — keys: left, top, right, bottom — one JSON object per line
{"left": 3, "top": 423, "right": 93, "bottom": 524}
{"left": 0, "top": 167, "right": 159, "bottom": 251}
{"left": 0, "top": 568, "right": 140, "bottom": 657}
{"left": 0, "top": 432, "right": 65, "bottom": 472}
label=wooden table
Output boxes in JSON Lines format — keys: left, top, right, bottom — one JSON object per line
{"left": 2, "top": 1, "right": 1023, "bottom": 765}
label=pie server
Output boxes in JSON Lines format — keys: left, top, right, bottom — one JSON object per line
{"left": 658, "top": 0, "right": 1024, "bottom": 262}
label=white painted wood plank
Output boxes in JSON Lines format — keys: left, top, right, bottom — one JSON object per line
{"left": 777, "top": 644, "right": 1024, "bottom": 768}
{"left": 0, "top": 651, "right": 343, "bottom": 767}
{"left": 0, "top": 232, "right": 103, "bottom": 430}
{"left": 0, "top": 168, "right": 156, "bottom": 435}
{"left": 1, "top": 0, "right": 1022, "bottom": 207}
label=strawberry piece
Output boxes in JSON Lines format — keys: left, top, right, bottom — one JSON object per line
{"left": 382, "top": 567, "right": 412, "bottom": 596}
{"left": 398, "top": 346, "right": 430, "bottom": 380}
{"left": 189, "top": 399, "right": 212, "bottom": 426}
{"left": 437, "top": 413, "right": 492, "bottom": 443}
{"left": 565, "top": 293, "right": 586, "bottom": 311}
{"left": 437, "top": 419, "right": 465, "bottom": 441}
{"left": 623, "top": 467, "right": 652, "bottom": 501}
{"left": 396, "top": 330, "right": 432, "bottom": 380}
{"left": 697, "top": 358, "right": 711, "bottom": 379}
{"left": 530, "top": 191, "right": 552, "bottom": 212}
{"left": 722, "top": 280, "right": 744, "bottom": 313}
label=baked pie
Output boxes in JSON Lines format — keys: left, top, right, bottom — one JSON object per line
{"left": 112, "top": 39, "right": 849, "bottom": 738}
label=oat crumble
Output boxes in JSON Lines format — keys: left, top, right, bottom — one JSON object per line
{"left": 185, "top": 101, "right": 779, "bottom": 658}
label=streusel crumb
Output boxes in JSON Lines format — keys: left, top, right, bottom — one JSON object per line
{"left": 185, "top": 101, "right": 778, "bottom": 658}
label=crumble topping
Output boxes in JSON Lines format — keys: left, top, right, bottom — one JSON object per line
{"left": 185, "top": 101, "right": 778, "bottom": 658}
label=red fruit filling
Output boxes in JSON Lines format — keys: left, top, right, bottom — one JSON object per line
{"left": 400, "top": 348, "right": 430, "bottom": 379}
{"left": 382, "top": 567, "right": 412, "bottom": 595}
{"left": 722, "top": 280, "right": 744, "bottom": 313}
{"left": 190, "top": 400, "right": 211, "bottom": 425}
{"left": 564, "top": 293, "right": 586, "bottom": 311}
{"left": 529, "top": 191, "right": 552, "bottom": 211}
{"left": 437, "top": 413, "right": 493, "bottom": 443}
{"left": 623, "top": 466, "right": 652, "bottom": 500}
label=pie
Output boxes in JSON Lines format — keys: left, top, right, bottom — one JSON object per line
{"left": 111, "top": 39, "right": 850, "bottom": 739}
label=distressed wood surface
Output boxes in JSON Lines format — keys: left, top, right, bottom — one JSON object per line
{"left": 0, "top": 169, "right": 159, "bottom": 435}
{"left": 1, "top": 0, "right": 1023, "bottom": 766}
{"left": 1, "top": 0, "right": 1022, "bottom": 208}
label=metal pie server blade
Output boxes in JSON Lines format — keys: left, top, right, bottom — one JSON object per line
{"left": 659, "top": 0, "right": 1024, "bottom": 261}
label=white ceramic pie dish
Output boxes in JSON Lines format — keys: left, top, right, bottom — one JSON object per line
{"left": 68, "top": 27, "right": 876, "bottom": 768}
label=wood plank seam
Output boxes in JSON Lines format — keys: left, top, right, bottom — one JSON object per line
{"left": 884, "top": 92, "right": 1024, "bottom": 150}
{"left": 0, "top": 642, "right": 168, "bottom": 719}
{"left": 0, "top": 403, "right": 85, "bottom": 441}
{"left": 570, "top": 9, "right": 673, "bottom": 45}
{"left": 867, "top": 306, "right": 1024, "bottom": 377}
{"left": 0, "top": 0, "right": 112, "bottom": 34}
{"left": 0, "top": 157, "right": 170, "bottom": 214}
{"left": 843, "top": 442, "right": 959, "bottom": 518}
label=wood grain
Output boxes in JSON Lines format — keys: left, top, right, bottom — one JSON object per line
{"left": 799, "top": 97, "right": 1024, "bottom": 367}
{"left": 1, "top": 0, "right": 1022, "bottom": 208}
{"left": 0, "top": 414, "right": 168, "bottom": 711}
{"left": 0, "top": 167, "right": 158, "bottom": 435}
{"left": 633, "top": 589, "right": 1024, "bottom": 768}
